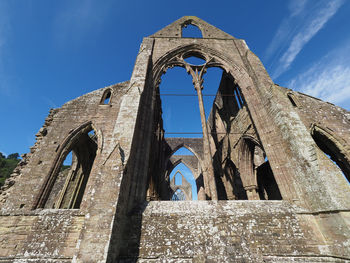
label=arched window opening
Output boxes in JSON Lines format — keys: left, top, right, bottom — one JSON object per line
{"left": 211, "top": 71, "right": 245, "bottom": 130}
{"left": 202, "top": 67, "right": 224, "bottom": 120}
{"left": 156, "top": 52, "right": 251, "bottom": 201}
{"left": 257, "top": 158, "right": 282, "bottom": 200}
{"left": 88, "top": 129, "right": 97, "bottom": 143}
{"left": 174, "top": 171, "right": 182, "bottom": 185}
{"left": 181, "top": 23, "right": 202, "bottom": 38}
{"left": 101, "top": 89, "right": 112, "bottom": 105}
{"left": 159, "top": 66, "right": 201, "bottom": 138}
{"left": 287, "top": 94, "right": 297, "bottom": 107}
{"left": 239, "top": 138, "right": 282, "bottom": 200}
{"left": 44, "top": 126, "right": 98, "bottom": 209}
{"left": 61, "top": 151, "right": 72, "bottom": 172}
{"left": 172, "top": 189, "right": 186, "bottom": 201}
{"left": 312, "top": 128, "right": 350, "bottom": 183}
{"left": 169, "top": 163, "right": 197, "bottom": 200}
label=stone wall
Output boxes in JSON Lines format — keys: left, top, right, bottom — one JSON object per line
{"left": 0, "top": 81, "right": 131, "bottom": 262}
{"left": 117, "top": 201, "right": 349, "bottom": 262}
{"left": 0, "top": 210, "right": 83, "bottom": 262}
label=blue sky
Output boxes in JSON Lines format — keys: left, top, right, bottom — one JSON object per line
{"left": 0, "top": 1, "right": 349, "bottom": 175}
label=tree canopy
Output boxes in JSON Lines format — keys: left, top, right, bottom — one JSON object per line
{"left": 0, "top": 153, "right": 20, "bottom": 186}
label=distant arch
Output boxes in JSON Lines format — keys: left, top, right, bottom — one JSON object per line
{"left": 170, "top": 170, "right": 193, "bottom": 201}
{"left": 167, "top": 143, "right": 201, "bottom": 162}
{"left": 168, "top": 164, "right": 197, "bottom": 201}
{"left": 165, "top": 159, "right": 197, "bottom": 182}
{"left": 163, "top": 144, "right": 204, "bottom": 180}
{"left": 171, "top": 188, "right": 187, "bottom": 201}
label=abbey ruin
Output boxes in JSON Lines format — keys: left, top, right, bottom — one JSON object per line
{"left": 1, "top": 16, "right": 350, "bottom": 262}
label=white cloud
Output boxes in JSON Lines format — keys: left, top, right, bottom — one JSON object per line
{"left": 266, "top": 0, "right": 344, "bottom": 79}
{"left": 265, "top": 0, "right": 309, "bottom": 64}
{"left": 288, "top": 42, "right": 350, "bottom": 110}
{"left": 288, "top": 0, "right": 308, "bottom": 17}
{"left": 273, "top": 0, "right": 344, "bottom": 78}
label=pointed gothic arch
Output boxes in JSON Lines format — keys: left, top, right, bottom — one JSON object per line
{"left": 100, "top": 88, "right": 113, "bottom": 105}
{"left": 181, "top": 20, "right": 203, "bottom": 38}
{"left": 171, "top": 188, "right": 187, "bottom": 200}
{"left": 152, "top": 43, "right": 291, "bottom": 200}
{"left": 286, "top": 91, "right": 300, "bottom": 108}
{"left": 166, "top": 158, "right": 197, "bottom": 180}
{"left": 170, "top": 170, "right": 193, "bottom": 200}
{"left": 311, "top": 124, "right": 350, "bottom": 182}
{"left": 238, "top": 137, "right": 282, "bottom": 200}
{"left": 34, "top": 121, "right": 99, "bottom": 209}
{"left": 167, "top": 144, "right": 202, "bottom": 163}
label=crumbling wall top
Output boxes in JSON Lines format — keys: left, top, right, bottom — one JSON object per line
{"left": 150, "top": 16, "right": 236, "bottom": 39}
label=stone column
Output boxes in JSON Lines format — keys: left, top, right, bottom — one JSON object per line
{"left": 191, "top": 68, "right": 218, "bottom": 200}
{"left": 244, "top": 186, "right": 260, "bottom": 200}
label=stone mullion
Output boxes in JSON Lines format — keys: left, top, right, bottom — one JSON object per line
{"left": 194, "top": 79, "right": 218, "bottom": 200}
{"left": 239, "top": 142, "right": 259, "bottom": 200}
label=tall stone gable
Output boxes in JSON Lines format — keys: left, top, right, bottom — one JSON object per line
{"left": 1, "top": 16, "right": 350, "bottom": 262}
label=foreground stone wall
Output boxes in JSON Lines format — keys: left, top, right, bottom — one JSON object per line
{"left": 118, "top": 201, "right": 349, "bottom": 262}
{"left": 0, "top": 210, "right": 83, "bottom": 262}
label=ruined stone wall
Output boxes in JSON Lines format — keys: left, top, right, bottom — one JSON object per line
{"left": 1, "top": 16, "right": 350, "bottom": 262}
{"left": 291, "top": 90, "right": 350, "bottom": 143}
{"left": 0, "top": 81, "right": 131, "bottom": 262}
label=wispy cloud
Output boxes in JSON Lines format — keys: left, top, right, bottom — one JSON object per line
{"left": 265, "top": 0, "right": 309, "bottom": 63}
{"left": 288, "top": 0, "right": 308, "bottom": 17}
{"left": 53, "top": 0, "right": 114, "bottom": 45}
{"left": 288, "top": 41, "right": 350, "bottom": 110}
{"left": 266, "top": 0, "right": 344, "bottom": 79}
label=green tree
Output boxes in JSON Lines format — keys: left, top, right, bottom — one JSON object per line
{"left": 7, "top": 153, "right": 19, "bottom": 160}
{"left": 0, "top": 153, "right": 20, "bottom": 187}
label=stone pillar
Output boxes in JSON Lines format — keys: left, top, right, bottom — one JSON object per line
{"left": 197, "top": 185, "right": 206, "bottom": 200}
{"left": 192, "top": 70, "right": 218, "bottom": 200}
{"left": 244, "top": 186, "right": 260, "bottom": 200}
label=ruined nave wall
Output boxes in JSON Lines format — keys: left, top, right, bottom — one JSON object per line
{"left": 0, "top": 81, "right": 130, "bottom": 262}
